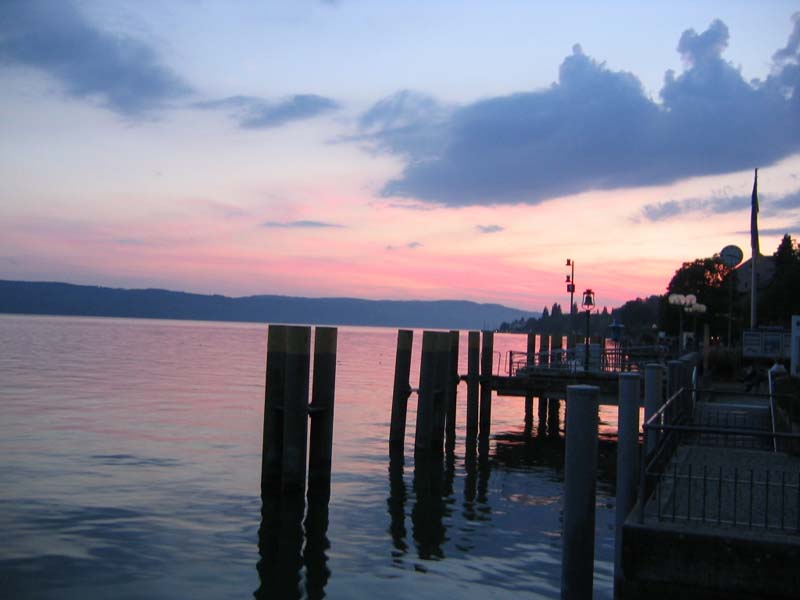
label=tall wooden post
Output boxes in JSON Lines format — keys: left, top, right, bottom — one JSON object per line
{"left": 308, "top": 326, "right": 338, "bottom": 497}
{"left": 282, "top": 326, "right": 311, "bottom": 494}
{"left": 431, "top": 332, "right": 450, "bottom": 455}
{"left": 615, "top": 373, "right": 641, "bottom": 593}
{"left": 390, "top": 329, "right": 414, "bottom": 448}
{"left": 415, "top": 331, "right": 437, "bottom": 454}
{"left": 445, "top": 330, "right": 460, "bottom": 451}
{"left": 262, "top": 324, "right": 287, "bottom": 495}
{"left": 524, "top": 332, "right": 536, "bottom": 423}
{"left": 479, "top": 330, "right": 494, "bottom": 439}
{"left": 561, "top": 385, "right": 599, "bottom": 600}
{"left": 466, "top": 331, "right": 480, "bottom": 440}
{"left": 643, "top": 364, "right": 663, "bottom": 455}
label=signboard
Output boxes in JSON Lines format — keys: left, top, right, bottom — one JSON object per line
{"left": 742, "top": 328, "right": 791, "bottom": 359}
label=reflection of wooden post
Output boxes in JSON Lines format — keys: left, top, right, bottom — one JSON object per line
{"left": 262, "top": 325, "right": 287, "bottom": 495}
{"left": 282, "top": 326, "right": 311, "bottom": 494}
{"left": 547, "top": 398, "right": 560, "bottom": 437}
{"left": 431, "top": 332, "right": 450, "bottom": 455}
{"left": 308, "top": 327, "right": 337, "bottom": 497}
{"left": 479, "top": 330, "right": 494, "bottom": 439}
{"left": 445, "top": 330, "right": 460, "bottom": 451}
{"left": 562, "top": 385, "right": 599, "bottom": 600}
{"left": 415, "top": 331, "right": 437, "bottom": 454}
{"left": 390, "top": 329, "right": 414, "bottom": 448}
{"left": 466, "top": 331, "right": 480, "bottom": 440}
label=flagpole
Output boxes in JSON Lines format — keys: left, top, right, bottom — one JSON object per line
{"left": 750, "top": 168, "right": 759, "bottom": 330}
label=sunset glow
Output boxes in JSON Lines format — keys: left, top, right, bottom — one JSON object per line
{"left": 2, "top": 1, "right": 799, "bottom": 311}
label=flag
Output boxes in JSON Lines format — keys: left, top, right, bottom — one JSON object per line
{"left": 750, "top": 168, "right": 759, "bottom": 256}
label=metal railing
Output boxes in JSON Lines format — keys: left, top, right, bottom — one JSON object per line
{"left": 637, "top": 382, "right": 800, "bottom": 532}
{"left": 506, "top": 345, "right": 668, "bottom": 376}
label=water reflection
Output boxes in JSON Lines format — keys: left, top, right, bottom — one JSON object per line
{"left": 255, "top": 492, "right": 331, "bottom": 599}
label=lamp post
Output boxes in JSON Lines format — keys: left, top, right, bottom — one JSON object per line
{"left": 566, "top": 259, "right": 575, "bottom": 347}
{"left": 581, "top": 289, "right": 595, "bottom": 371}
{"left": 685, "top": 303, "right": 706, "bottom": 349}
{"left": 668, "top": 293, "right": 697, "bottom": 351}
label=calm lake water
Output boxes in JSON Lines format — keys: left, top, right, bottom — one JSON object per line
{"left": 0, "top": 315, "right": 620, "bottom": 599}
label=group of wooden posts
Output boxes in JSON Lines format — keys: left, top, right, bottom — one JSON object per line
{"left": 389, "top": 329, "right": 575, "bottom": 455}
{"left": 261, "top": 324, "right": 338, "bottom": 498}
{"left": 389, "top": 329, "right": 500, "bottom": 455}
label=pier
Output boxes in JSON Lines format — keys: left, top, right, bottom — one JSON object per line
{"left": 387, "top": 329, "right": 800, "bottom": 599}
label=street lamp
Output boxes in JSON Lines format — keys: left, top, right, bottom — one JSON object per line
{"left": 668, "top": 293, "right": 698, "bottom": 351}
{"left": 685, "top": 302, "right": 706, "bottom": 349}
{"left": 566, "top": 259, "right": 575, "bottom": 347}
{"left": 582, "top": 288, "right": 595, "bottom": 371}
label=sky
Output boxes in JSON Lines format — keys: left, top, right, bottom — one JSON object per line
{"left": 1, "top": 0, "right": 799, "bottom": 312}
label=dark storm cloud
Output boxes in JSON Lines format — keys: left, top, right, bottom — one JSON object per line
{"left": 0, "top": 0, "right": 190, "bottom": 116}
{"left": 195, "top": 94, "right": 340, "bottom": 129}
{"left": 773, "top": 190, "right": 800, "bottom": 210}
{"left": 361, "top": 19, "right": 800, "bottom": 207}
{"left": 261, "top": 220, "right": 343, "bottom": 228}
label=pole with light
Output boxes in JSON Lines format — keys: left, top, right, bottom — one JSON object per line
{"left": 668, "top": 293, "right": 697, "bottom": 351}
{"left": 581, "top": 289, "right": 595, "bottom": 371}
{"left": 566, "top": 259, "right": 575, "bottom": 347}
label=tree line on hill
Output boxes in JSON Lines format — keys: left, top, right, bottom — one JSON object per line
{"left": 499, "top": 234, "right": 800, "bottom": 344}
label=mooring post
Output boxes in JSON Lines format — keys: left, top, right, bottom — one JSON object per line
{"left": 479, "top": 330, "right": 494, "bottom": 439}
{"left": 643, "top": 363, "right": 662, "bottom": 455}
{"left": 445, "top": 330, "right": 460, "bottom": 451}
{"left": 431, "top": 332, "right": 450, "bottom": 455}
{"left": 540, "top": 334, "right": 551, "bottom": 368}
{"left": 390, "top": 329, "right": 414, "bottom": 449}
{"left": 308, "top": 326, "right": 338, "bottom": 497}
{"left": 524, "top": 332, "right": 536, "bottom": 422}
{"left": 561, "top": 384, "right": 599, "bottom": 600}
{"left": 262, "top": 324, "right": 288, "bottom": 495}
{"left": 615, "top": 373, "right": 641, "bottom": 594}
{"left": 282, "top": 325, "right": 311, "bottom": 494}
{"left": 466, "top": 331, "right": 480, "bottom": 440}
{"left": 415, "top": 331, "right": 437, "bottom": 454}
{"left": 552, "top": 333, "right": 563, "bottom": 369}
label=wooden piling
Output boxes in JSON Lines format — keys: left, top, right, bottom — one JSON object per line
{"left": 262, "top": 324, "right": 287, "bottom": 495}
{"left": 615, "top": 373, "right": 641, "bottom": 593}
{"left": 643, "top": 363, "right": 663, "bottom": 455}
{"left": 525, "top": 332, "right": 536, "bottom": 422}
{"left": 308, "top": 326, "right": 338, "bottom": 497}
{"left": 445, "top": 330, "right": 460, "bottom": 451}
{"left": 415, "top": 331, "right": 437, "bottom": 454}
{"left": 431, "top": 332, "right": 450, "bottom": 455}
{"left": 479, "top": 330, "right": 494, "bottom": 439}
{"left": 466, "top": 331, "right": 480, "bottom": 440}
{"left": 389, "top": 329, "right": 414, "bottom": 448}
{"left": 282, "top": 325, "right": 311, "bottom": 494}
{"left": 561, "top": 385, "right": 600, "bottom": 600}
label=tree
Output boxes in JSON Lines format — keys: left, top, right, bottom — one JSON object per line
{"left": 760, "top": 234, "right": 800, "bottom": 324}
{"left": 662, "top": 255, "right": 736, "bottom": 340}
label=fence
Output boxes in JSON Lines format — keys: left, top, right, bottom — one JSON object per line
{"left": 637, "top": 377, "right": 800, "bottom": 533}
{"left": 506, "top": 345, "right": 667, "bottom": 376}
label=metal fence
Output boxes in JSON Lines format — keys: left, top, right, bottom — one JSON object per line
{"left": 506, "top": 345, "right": 667, "bottom": 376}
{"left": 638, "top": 382, "right": 800, "bottom": 533}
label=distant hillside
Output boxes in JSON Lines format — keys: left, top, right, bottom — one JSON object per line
{"left": 0, "top": 280, "right": 537, "bottom": 330}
